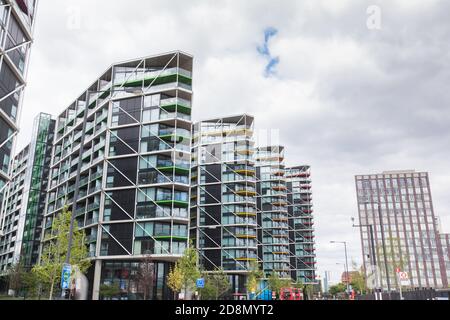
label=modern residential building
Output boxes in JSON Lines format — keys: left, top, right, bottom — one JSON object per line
{"left": 286, "top": 166, "right": 317, "bottom": 285}
{"left": 190, "top": 114, "right": 258, "bottom": 298}
{"left": 0, "top": 0, "right": 38, "bottom": 216}
{"left": 439, "top": 233, "right": 450, "bottom": 286}
{"left": 191, "top": 116, "right": 318, "bottom": 296}
{"left": 42, "top": 51, "right": 193, "bottom": 300}
{"left": 355, "top": 170, "right": 449, "bottom": 290}
{"left": 256, "top": 146, "right": 291, "bottom": 279}
{"left": 0, "top": 113, "right": 54, "bottom": 278}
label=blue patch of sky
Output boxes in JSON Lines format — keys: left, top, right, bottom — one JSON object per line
{"left": 257, "top": 27, "right": 280, "bottom": 77}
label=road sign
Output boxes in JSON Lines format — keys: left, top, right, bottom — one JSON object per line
{"left": 196, "top": 278, "right": 205, "bottom": 289}
{"left": 61, "top": 264, "right": 72, "bottom": 290}
{"left": 398, "top": 271, "right": 409, "bottom": 286}
{"left": 395, "top": 267, "right": 401, "bottom": 273}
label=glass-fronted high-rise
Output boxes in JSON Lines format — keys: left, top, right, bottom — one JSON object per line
{"left": 191, "top": 115, "right": 257, "bottom": 298}
{"left": 0, "top": 113, "right": 54, "bottom": 278}
{"left": 43, "top": 51, "right": 193, "bottom": 300}
{"left": 256, "top": 146, "right": 291, "bottom": 279}
{"left": 0, "top": 0, "right": 38, "bottom": 227}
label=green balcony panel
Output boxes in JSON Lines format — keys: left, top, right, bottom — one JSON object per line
{"left": 157, "top": 166, "right": 189, "bottom": 175}
{"left": 155, "top": 200, "right": 189, "bottom": 208}
{"left": 119, "top": 73, "right": 192, "bottom": 88}
{"left": 153, "top": 235, "right": 188, "bottom": 241}
{"left": 160, "top": 104, "right": 192, "bottom": 116}
{"left": 159, "top": 134, "right": 190, "bottom": 144}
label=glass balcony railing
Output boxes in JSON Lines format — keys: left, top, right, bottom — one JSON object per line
{"left": 160, "top": 97, "right": 192, "bottom": 115}
{"left": 114, "top": 67, "right": 192, "bottom": 89}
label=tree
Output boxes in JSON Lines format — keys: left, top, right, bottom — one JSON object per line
{"left": 350, "top": 262, "right": 367, "bottom": 294}
{"left": 303, "top": 284, "right": 315, "bottom": 300}
{"left": 167, "top": 264, "right": 183, "bottom": 299}
{"left": 329, "top": 283, "right": 346, "bottom": 296}
{"left": 22, "top": 270, "right": 45, "bottom": 300}
{"left": 246, "top": 261, "right": 263, "bottom": 298}
{"left": 135, "top": 255, "right": 155, "bottom": 300}
{"left": 6, "top": 261, "right": 27, "bottom": 297}
{"left": 293, "top": 280, "right": 305, "bottom": 290}
{"left": 267, "top": 272, "right": 291, "bottom": 298}
{"left": 199, "top": 268, "right": 231, "bottom": 300}
{"left": 100, "top": 283, "right": 121, "bottom": 300}
{"left": 32, "top": 206, "right": 91, "bottom": 300}
{"left": 167, "top": 244, "right": 200, "bottom": 299}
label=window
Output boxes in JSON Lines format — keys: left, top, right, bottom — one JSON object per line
{"left": 135, "top": 222, "right": 153, "bottom": 237}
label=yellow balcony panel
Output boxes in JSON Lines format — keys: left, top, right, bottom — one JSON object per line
{"left": 237, "top": 149, "right": 255, "bottom": 155}
{"left": 235, "top": 257, "right": 258, "bottom": 261}
{"left": 236, "top": 234, "right": 257, "bottom": 239}
{"left": 235, "top": 169, "right": 256, "bottom": 176}
{"left": 236, "top": 212, "right": 257, "bottom": 217}
{"left": 236, "top": 190, "right": 257, "bottom": 196}
{"left": 203, "top": 130, "right": 223, "bottom": 137}
{"left": 224, "top": 128, "right": 253, "bottom": 136}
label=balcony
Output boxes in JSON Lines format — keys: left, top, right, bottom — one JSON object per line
{"left": 158, "top": 128, "right": 190, "bottom": 144}
{"left": 235, "top": 257, "right": 258, "bottom": 262}
{"left": 234, "top": 169, "right": 256, "bottom": 176}
{"left": 160, "top": 97, "right": 192, "bottom": 115}
{"left": 272, "top": 184, "right": 287, "bottom": 191}
{"left": 153, "top": 235, "right": 188, "bottom": 241}
{"left": 157, "top": 160, "right": 190, "bottom": 176}
{"left": 235, "top": 186, "right": 257, "bottom": 197}
{"left": 87, "top": 202, "right": 100, "bottom": 212}
{"left": 155, "top": 200, "right": 189, "bottom": 208}
{"left": 235, "top": 212, "right": 257, "bottom": 217}
{"left": 272, "top": 200, "right": 288, "bottom": 207}
{"left": 118, "top": 67, "right": 192, "bottom": 89}
{"left": 235, "top": 234, "right": 257, "bottom": 239}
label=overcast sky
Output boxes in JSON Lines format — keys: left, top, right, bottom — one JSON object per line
{"left": 17, "top": 0, "right": 450, "bottom": 285}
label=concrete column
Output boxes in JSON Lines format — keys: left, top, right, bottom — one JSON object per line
{"left": 92, "top": 259, "right": 102, "bottom": 300}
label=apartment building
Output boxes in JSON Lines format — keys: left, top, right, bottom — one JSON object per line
{"left": 0, "top": 113, "right": 54, "bottom": 277}
{"left": 355, "top": 170, "right": 449, "bottom": 290}
{"left": 256, "top": 146, "right": 291, "bottom": 279}
{"left": 286, "top": 165, "right": 317, "bottom": 285}
{"left": 190, "top": 114, "right": 258, "bottom": 298}
{"left": 43, "top": 51, "right": 193, "bottom": 300}
{"left": 0, "top": 0, "right": 38, "bottom": 218}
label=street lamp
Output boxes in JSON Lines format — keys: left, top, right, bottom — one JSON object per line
{"left": 330, "top": 241, "right": 350, "bottom": 295}
{"left": 364, "top": 201, "right": 392, "bottom": 300}
{"left": 351, "top": 217, "right": 381, "bottom": 300}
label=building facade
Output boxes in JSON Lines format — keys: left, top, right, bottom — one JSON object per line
{"left": 0, "top": 113, "right": 54, "bottom": 275}
{"left": 439, "top": 233, "right": 450, "bottom": 287}
{"left": 286, "top": 166, "right": 317, "bottom": 285}
{"left": 256, "top": 146, "right": 291, "bottom": 279}
{"left": 190, "top": 114, "right": 258, "bottom": 298}
{"left": 191, "top": 117, "right": 318, "bottom": 296}
{"left": 0, "top": 0, "right": 38, "bottom": 220}
{"left": 42, "top": 51, "right": 193, "bottom": 300}
{"left": 355, "top": 170, "right": 449, "bottom": 290}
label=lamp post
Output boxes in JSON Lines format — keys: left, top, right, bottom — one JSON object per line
{"left": 352, "top": 217, "right": 381, "bottom": 300}
{"left": 364, "top": 201, "right": 392, "bottom": 300}
{"left": 330, "top": 241, "right": 350, "bottom": 296}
